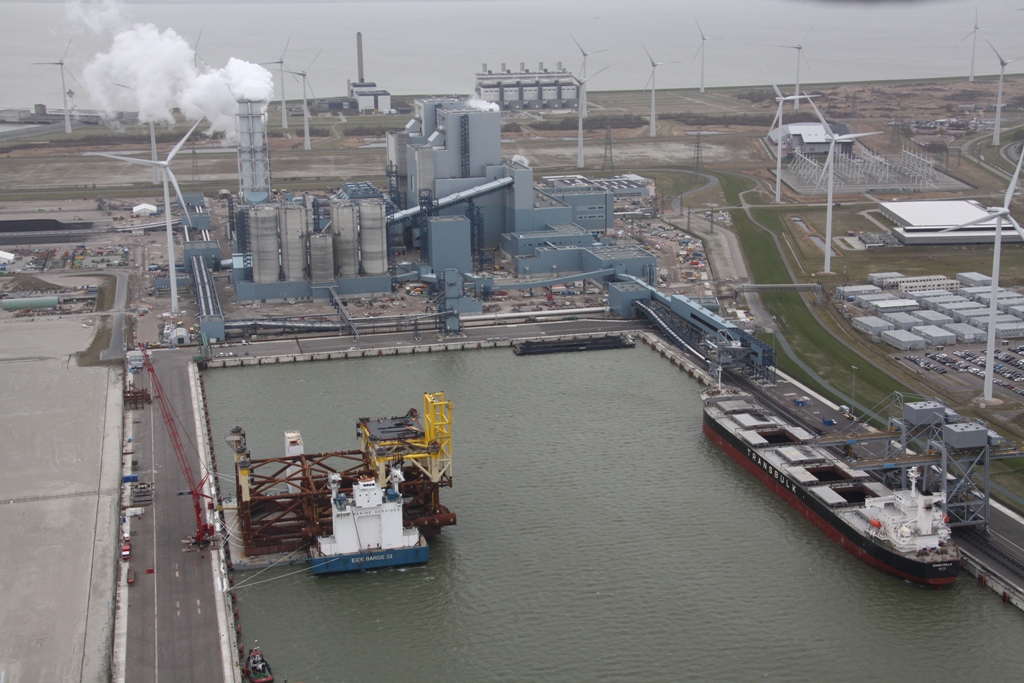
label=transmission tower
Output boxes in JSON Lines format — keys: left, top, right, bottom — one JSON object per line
{"left": 601, "top": 127, "right": 614, "bottom": 173}
{"left": 692, "top": 132, "right": 704, "bottom": 179}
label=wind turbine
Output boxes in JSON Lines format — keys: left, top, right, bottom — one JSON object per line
{"left": 112, "top": 82, "right": 159, "bottom": 185}
{"left": 941, "top": 145, "right": 1024, "bottom": 405}
{"left": 807, "top": 97, "right": 880, "bottom": 273}
{"left": 766, "top": 75, "right": 814, "bottom": 203}
{"left": 570, "top": 35, "right": 607, "bottom": 118}
{"left": 694, "top": 21, "right": 715, "bottom": 94}
{"left": 92, "top": 119, "right": 204, "bottom": 313}
{"left": 963, "top": 8, "right": 982, "bottom": 83}
{"left": 192, "top": 29, "right": 209, "bottom": 70}
{"left": 988, "top": 41, "right": 1018, "bottom": 146}
{"left": 261, "top": 36, "right": 291, "bottom": 129}
{"left": 641, "top": 42, "right": 680, "bottom": 138}
{"left": 286, "top": 49, "right": 322, "bottom": 151}
{"left": 32, "top": 38, "right": 75, "bottom": 134}
{"left": 780, "top": 28, "right": 812, "bottom": 110}
{"left": 577, "top": 66, "right": 609, "bottom": 168}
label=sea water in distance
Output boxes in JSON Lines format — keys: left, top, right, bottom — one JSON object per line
{"left": 202, "top": 348, "right": 1024, "bottom": 683}
{"left": 3, "top": 0, "right": 1024, "bottom": 109}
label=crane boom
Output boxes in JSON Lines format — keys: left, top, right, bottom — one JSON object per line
{"left": 143, "top": 349, "right": 215, "bottom": 546}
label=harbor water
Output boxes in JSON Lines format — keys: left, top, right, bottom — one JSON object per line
{"left": 203, "top": 348, "right": 1024, "bottom": 683}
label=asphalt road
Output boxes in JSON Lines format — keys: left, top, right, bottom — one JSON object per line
{"left": 101, "top": 270, "right": 129, "bottom": 361}
{"left": 124, "top": 350, "right": 224, "bottom": 683}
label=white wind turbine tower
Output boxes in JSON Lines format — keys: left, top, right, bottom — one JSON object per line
{"left": 112, "top": 82, "right": 159, "bottom": 185}
{"left": 286, "top": 49, "right": 322, "bottom": 151}
{"left": 807, "top": 97, "right": 880, "bottom": 273}
{"left": 694, "top": 21, "right": 715, "bottom": 94}
{"left": 576, "top": 66, "right": 609, "bottom": 168}
{"left": 963, "top": 8, "right": 982, "bottom": 83}
{"left": 988, "top": 40, "right": 1018, "bottom": 146}
{"left": 940, "top": 146, "right": 1024, "bottom": 406}
{"left": 32, "top": 38, "right": 75, "bottom": 134}
{"left": 780, "top": 28, "right": 812, "bottom": 110}
{"left": 766, "top": 77, "right": 814, "bottom": 204}
{"left": 92, "top": 119, "right": 204, "bottom": 313}
{"left": 641, "top": 42, "right": 680, "bottom": 138}
{"left": 261, "top": 36, "right": 291, "bottom": 129}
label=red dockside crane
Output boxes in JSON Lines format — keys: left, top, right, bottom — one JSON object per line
{"left": 142, "top": 349, "right": 215, "bottom": 547}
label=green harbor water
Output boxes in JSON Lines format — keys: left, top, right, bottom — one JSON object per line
{"left": 203, "top": 348, "right": 1024, "bottom": 683}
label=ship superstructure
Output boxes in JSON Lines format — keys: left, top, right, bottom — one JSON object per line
{"left": 702, "top": 388, "right": 959, "bottom": 585}
{"left": 309, "top": 468, "right": 428, "bottom": 574}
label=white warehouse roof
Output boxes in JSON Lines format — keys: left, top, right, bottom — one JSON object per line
{"left": 879, "top": 200, "right": 1023, "bottom": 245}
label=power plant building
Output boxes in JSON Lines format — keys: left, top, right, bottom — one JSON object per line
{"left": 474, "top": 62, "right": 579, "bottom": 110}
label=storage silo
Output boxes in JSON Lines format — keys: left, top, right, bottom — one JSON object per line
{"left": 309, "top": 231, "right": 335, "bottom": 283}
{"left": 278, "top": 204, "right": 309, "bottom": 281}
{"left": 248, "top": 204, "right": 280, "bottom": 284}
{"left": 358, "top": 199, "right": 387, "bottom": 276}
{"left": 331, "top": 201, "right": 359, "bottom": 278}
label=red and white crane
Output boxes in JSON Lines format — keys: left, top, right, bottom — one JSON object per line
{"left": 142, "top": 349, "right": 215, "bottom": 547}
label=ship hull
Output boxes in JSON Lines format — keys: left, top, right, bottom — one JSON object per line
{"left": 309, "top": 544, "right": 429, "bottom": 575}
{"left": 703, "top": 410, "right": 960, "bottom": 586}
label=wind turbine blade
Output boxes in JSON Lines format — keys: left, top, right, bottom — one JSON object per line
{"left": 165, "top": 169, "right": 191, "bottom": 225}
{"left": 91, "top": 152, "right": 162, "bottom": 168}
{"left": 988, "top": 40, "right": 1006, "bottom": 65}
{"left": 1003, "top": 141, "right": 1024, "bottom": 208}
{"left": 167, "top": 118, "right": 204, "bottom": 163}
{"left": 838, "top": 132, "right": 882, "bottom": 141}
{"left": 1008, "top": 216, "right": 1024, "bottom": 241}
{"left": 664, "top": 60, "right": 683, "bottom": 66}
{"left": 939, "top": 209, "right": 1008, "bottom": 232}
{"left": 307, "top": 79, "right": 318, "bottom": 102}
{"left": 65, "top": 66, "right": 83, "bottom": 89}
{"left": 696, "top": 20, "right": 707, "bottom": 41}
{"left": 760, "top": 65, "right": 783, "bottom": 99}
{"left": 770, "top": 103, "right": 782, "bottom": 133}
{"left": 801, "top": 26, "right": 813, "bottom": 43}
{"left": 583, "top": 65, "right": 609, "bottom": 84}
{"left": 806, "top": 95, "right": 832, "bottom": 134}
{"left": 643, "top": 69, "right": 655, "bottom": 92}
{"left": 814, "top": 141, "right": 835, "bottom": 194}
{"left": 305, "top": 48, "right": 323, "bottom": 73}
{"left": 571, "top": 34, "right": 586, "bottom": 57}
{"left": 194, "top": 28, "right": 203, "bottom": 53}
{"left": 60, "top": 37, "right": 73, "bottom": 62}
{"left": 640, "top": 41, "right": 656, "bottom": 67}
{"left": 281, "top": 35, "right": 291, "bottom": 61}
{"left": 694, "top": 43, "right": 704, "bottom": 59}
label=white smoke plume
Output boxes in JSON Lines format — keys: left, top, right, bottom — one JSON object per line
{"left": 82, "top": 23, "right": 275, "bottom": 139}
{"left": 511, "top": 154, "right": 530, "bottom": 168}
{"left": 464, "top": 98, "right": 500, "bottom": 113}
{"left": 65, "top": 0, "right": 124, "bottom": 34}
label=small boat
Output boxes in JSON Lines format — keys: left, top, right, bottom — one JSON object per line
{"left": 127, "top": 566, "right": 135, "bottom": 585}
{"left": 243, "top": 642, "right": 274, "bottom": 683}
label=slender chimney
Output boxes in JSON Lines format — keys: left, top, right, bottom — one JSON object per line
{"left": 356, "top": 32, "right": 364, "bottom": 83}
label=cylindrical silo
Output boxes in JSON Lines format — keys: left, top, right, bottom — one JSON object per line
{"left": 248, "top": 204, "right": 280, "bottom": 284}
{"left": 309, "top": 231, "right": 335, "bottom": 283}
{"left": 358, "top": 199, "right": 387, "bottom": 276}
{"left": 331, "top": 201, "right": 359, "bottom": 278}
{"left": 278, "top": 204, "right": 309, "bottom": 281}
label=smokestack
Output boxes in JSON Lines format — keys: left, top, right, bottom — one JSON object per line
{"left": 501, "top": 62, "right": 506, "bottom": 73}
{"left": 482, "top": 63, "right": 487, "bottom": 73}
{"left": 520, "top": 62, "right": 525, "bottom": 73}
{"left": 356, "top": 32, "right": 364, "bottom": 84}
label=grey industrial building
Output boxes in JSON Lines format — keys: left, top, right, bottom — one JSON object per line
{"left": 474, "top": 62, "right": 579, "bottom": 110}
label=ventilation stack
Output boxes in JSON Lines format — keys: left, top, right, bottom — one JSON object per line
{"left": 236, "top": 100, "right": 272, "bottom": 203}
{"left": 357, "top": 32, "right": 364, "bottom": 84}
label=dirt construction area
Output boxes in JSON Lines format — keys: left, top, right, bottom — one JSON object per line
{"left": 0, "top": 319, "right": 123, "bottom": 683}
